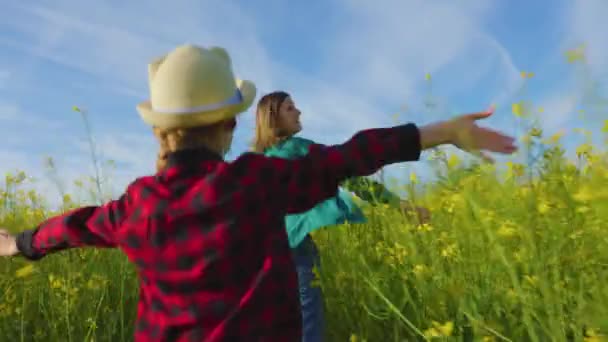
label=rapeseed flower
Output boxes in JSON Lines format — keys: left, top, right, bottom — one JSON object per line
{"left": 15, "top": 264, "right": 35, "bottom": 278}
{"left": 423, "top": 321, "right": 454, "bottom": 338}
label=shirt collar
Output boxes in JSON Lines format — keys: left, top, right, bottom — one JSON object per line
{"left": 166, "top": 146, "right": 223, "bottom": 169}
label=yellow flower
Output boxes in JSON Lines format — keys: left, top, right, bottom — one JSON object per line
{"left": 389, "top": 243, "right": 408, "bottom": 265}
{"left": 584, "top": 328, "right": 605, "bottom": 342}
{"left": 417, "top": 223, "right": 434, "bottom": 232}
{"left": 538, "top": 106, "right": 544, "bottom": 113}
{"left": 15, "top": 264, "right": 35, "bottom": 278}
{"left": 544, "top": 130, "right": 564, "bottom": 144}
{"left": 520, "top": 71, "right": 534, "bottom": 78}
{"left": 497, "top": 223, "right": 518, "bottom": 238}
{"left": 375, "top": 241, "right": 387, "bottom": 256}
{"left": 524, "top": 275, "right": 539, "bottom": 287}
{"left": 436, "top": 321, "right": 454, "bottom": 336}
{"left": 424, "top": 327, "right": 441, "bottom": 338}
{"left": 576, "top": 143, "right": 593, "bottom": 157}
{"left": 565, "top": 44, "right": 586, "bottom": 63}
{"left": 413, "top": 264, "right": 428, "bottom": 277}
{"left": 62, "top": 194, "right": 73, "bottom": 205}
{"left": 512, "top": 102, "right": 523, "bottom": 117}
{"left": 529, "top": 127, "right": 542, "bottom": 137}
{"left": 447, "top": 154, "right": 461, "bottom": 169}
{"left": 410, "top": 172, "right": 418, "bottom": 183}
{"left": 48, "top": 274, "right": 64, "bottom": 289}
{"left": 424, "top": 321, "right": 454, "bottom": 338}
{"left": 506, "top": 162, "right": 525, "bottom": 178}
{"left": 425, "top": 73, "right": 432, "bottom": 81}
{"left": 441, "top": 243, "right": 458, "bottom": 258}
{"left": 573, "top": 186, "right": 594, "bottom": 202}
{"left": 537, "top": 201, "right": 550, "bottom": 214}
{"left": 72, "top": 105, "right": 82, "bottom": 112}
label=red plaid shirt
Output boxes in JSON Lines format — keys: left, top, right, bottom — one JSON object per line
{"left": 16, "top": 124, "right": 421, "bottom": 341}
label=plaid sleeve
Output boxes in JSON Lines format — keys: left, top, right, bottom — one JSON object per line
{"left": 15, "top": 186, "right": 133, "bottom": 261}
{"left": 247, "top": 123, "right": 421, "bottom": 214}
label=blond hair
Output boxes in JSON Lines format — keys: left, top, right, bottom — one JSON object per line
{"left": 252, "top": 91, "right": 290, "bottom": 153}
{"left": 154, "top": 120, "right": 234, "bottom": 172}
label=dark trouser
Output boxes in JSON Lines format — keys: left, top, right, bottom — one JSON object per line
{"left": 292, "top": 235, "right": 324, "bottom": 342}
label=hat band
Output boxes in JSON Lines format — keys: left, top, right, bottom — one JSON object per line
{"left": 152, "top": 89, "right": 243, "bottom": 115}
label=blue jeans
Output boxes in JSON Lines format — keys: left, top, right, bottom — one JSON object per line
{"left": 292, "top": 236, "right": 324, "bottom": 342}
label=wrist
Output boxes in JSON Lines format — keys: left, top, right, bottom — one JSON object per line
{"left": 10, "top": 240, "right": 19, "bottom": 255}
{"left": 419, "top": 121, "right": 453, "bottom": 149}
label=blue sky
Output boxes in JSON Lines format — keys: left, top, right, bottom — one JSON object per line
{"left": 0, "top": 0, "right": 606, "bottom": 204}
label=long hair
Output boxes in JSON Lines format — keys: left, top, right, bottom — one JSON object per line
{"left": 251, "top": 91, "right": 290, "bottom": 153}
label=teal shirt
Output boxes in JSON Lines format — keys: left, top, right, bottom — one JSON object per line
{"left": 264, "top": 137, "right": 367, "bottom": 249}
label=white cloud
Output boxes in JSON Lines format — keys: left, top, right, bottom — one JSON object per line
{"left": 0, "top": 0, "right": 529, "bottom": 203}
{"left": 319, "top": 0, "right": 522, "bottom": 114}
{"left": 0, "top": 1, "right": 277, "bottom": 97}
{"left": 1, "top": 0, "right": 522, "bottom": 136}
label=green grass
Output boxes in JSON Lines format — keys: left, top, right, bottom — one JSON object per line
{"left": 0, "top": 131, "right": 606, "bottom": 341}
{"left": 1, "top": 57, "right": 608, "bottom": 340}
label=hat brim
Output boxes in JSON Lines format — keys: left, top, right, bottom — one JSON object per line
{"left": 136, "top": 79, "right": 256, "bottom": 130}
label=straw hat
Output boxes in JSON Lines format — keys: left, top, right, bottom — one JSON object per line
{"left": 137, "top": 44, "right": 256, "bottom": 129}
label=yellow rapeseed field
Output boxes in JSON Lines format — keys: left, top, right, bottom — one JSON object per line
{"left": 0, "top": 58, "right": 606, "bottom": 340}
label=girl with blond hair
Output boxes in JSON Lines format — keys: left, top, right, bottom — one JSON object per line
{"left": 0, "top": 44, "right": 516, "bottom": 341}
{"left": 253, "top": 91, "right": 431, "bottom": 341}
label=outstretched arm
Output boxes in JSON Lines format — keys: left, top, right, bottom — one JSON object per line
{"left": 13, "top": 189, "right": 132, "bottom": 260}
{"left": 242, "top": 106, "right": 515, "bottom": 215}
{"left": 237, "top": 123, "right": 422, "bottom": 214}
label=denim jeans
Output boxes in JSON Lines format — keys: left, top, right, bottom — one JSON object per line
{"left": 292, "top": 236, "right": 324, "bottom": 342}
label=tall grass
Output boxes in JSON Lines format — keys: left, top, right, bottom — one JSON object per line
{"left": 0, "top": 55, "right": 607, "bottom": 340}
{"left": 0, "top": 122, "right": 606, "bottom": 341}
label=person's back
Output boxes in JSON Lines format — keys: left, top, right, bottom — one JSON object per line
{"left": 116, "top": 148, "right": 300, "bottom": 340}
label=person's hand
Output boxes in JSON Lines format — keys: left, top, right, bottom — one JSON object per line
{"left": 400, "top": 201, "right": 431, "bottom": 224}
{"left": 419, "top": 106, "right": 517, "bottom": 162}
{"left": 0, "top": 229, "right": 18, "bottom": 256}
{"left": 446, "top": 106, "right": 517, "bottom": 162}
